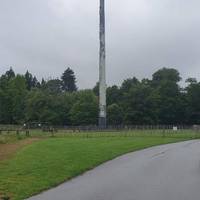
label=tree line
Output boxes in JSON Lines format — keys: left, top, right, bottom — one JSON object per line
{"left": 0, "top": 67, "right": 200, "bottom": 126}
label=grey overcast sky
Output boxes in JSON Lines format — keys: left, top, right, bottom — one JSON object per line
{"left": 0, "top": 0, "right": 200, "bottom": 88}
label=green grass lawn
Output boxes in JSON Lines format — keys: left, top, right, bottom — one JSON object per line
{"left": 0, "top": 131, "right": 199, "bottom": 200}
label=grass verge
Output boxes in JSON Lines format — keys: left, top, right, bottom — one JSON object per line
{"left": 0, "top": 132, "right": 199, "bottom": 200}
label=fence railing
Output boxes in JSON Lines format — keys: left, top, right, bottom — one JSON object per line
{"left": 0, "top": 124, "right": 197, "bottom": 132}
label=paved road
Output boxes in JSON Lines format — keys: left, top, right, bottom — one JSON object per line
{"left": 29, "top": 140, "right": 200, "bottom": 200}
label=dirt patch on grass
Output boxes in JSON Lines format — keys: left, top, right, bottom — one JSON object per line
{"left": 0, "top": 138, "right": 41, "bottom": 161}
{"left": 0, "top": 193, "right": 12, "bottom": 200}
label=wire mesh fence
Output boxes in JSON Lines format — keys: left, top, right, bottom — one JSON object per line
{"left": 0, "top": 124, "right": 199, "bottom": 137}
{"left": 0, "top": 124, "right": 198, "bottom": 132}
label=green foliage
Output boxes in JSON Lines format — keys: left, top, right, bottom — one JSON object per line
{"left": 152, "top": 68, "right": 182, "bottom": 124}
{"left": 9, "top": 75, "right": 27, "bottom": 123}
{"left": 107, "top": 85, "right": 121, "bottom": 105}
{"left": 0, "top": 75, "right": 27, "bottom": 124}
{"left": 42, "top": 79, "right": 62, "bottom": 94}
{"left": 185, "top": 81, "right": 200, "bottom": 124}
{"left": 152, "top": 67, "right": 181, "bottom": 85}
{"left": 25, "top": 90, "right": 75, "bottom": 125}
{"left": 3, "top": 67, "right": 15, "bottom": 81}
{"left": 24, "top": 71, "right": 39, "bottom": 90}
{"left": 69, "top": 90, "right": 98, "bottom": 125}
{"left": 0, "top": 67, "right": 200, "bottom": 125}
{"left": 61, "top": 67, "right": 77, "bottom": 92}
{"left": 107, "top": 104, "right": 123, "bottom": 125}
{"left": 123, "top": 83, "right": 159, "bottom": 125}
{"left": 121, "top": 77, "right": 139, "bottom": 93}
{"left": 93, "top": 82, "right": 99, "bottom": 96}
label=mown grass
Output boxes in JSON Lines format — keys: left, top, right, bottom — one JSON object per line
{"left": 0, "top": 131, "right": 199, "bottom": 200}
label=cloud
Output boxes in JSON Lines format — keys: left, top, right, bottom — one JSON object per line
{"left": 0, "top": 0, "right": 200, "bottom": 88}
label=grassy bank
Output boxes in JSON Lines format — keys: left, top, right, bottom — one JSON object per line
{"left": 0, "top": 132, "right": 199, "bottom": 199}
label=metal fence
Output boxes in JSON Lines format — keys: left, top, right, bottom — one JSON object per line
{"left": 0, "top": 124, "right": 197, "bottom": 132}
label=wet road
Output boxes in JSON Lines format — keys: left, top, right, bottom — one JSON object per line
{"left": 29, "top": 140, "right": 200, "bottom": 200}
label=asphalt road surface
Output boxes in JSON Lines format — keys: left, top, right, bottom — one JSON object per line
{"left": 28, "top": 140, "right": 200, "bottom": 200}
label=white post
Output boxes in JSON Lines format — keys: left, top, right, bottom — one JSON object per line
{"left": 99, "top": 0, "right": 106, "bottom": 128}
